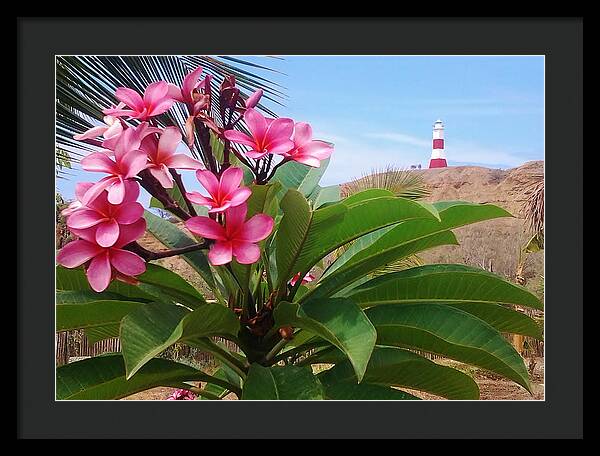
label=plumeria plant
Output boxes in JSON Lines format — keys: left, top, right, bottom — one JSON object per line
{"left": 56, "top": 66, "right": 543, "bottom": 400}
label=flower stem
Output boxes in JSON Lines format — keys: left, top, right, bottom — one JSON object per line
{"left": 126, "top": 241, "right": 209, "bottom": 261}
{"left": 169, "top": 168, "right": 197, "bottom": 216}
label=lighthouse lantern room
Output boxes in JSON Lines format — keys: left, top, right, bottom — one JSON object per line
{"left": 429, "top": 119, "right": 448, "bottom": 168}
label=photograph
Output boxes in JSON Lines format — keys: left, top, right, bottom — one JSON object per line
{"left": 54, "top": 54, "right": 546, "bottom": 402}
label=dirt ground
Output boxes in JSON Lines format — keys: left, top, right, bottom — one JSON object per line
{"left": 122, "top": 357, "right": 544, "bottom": 401}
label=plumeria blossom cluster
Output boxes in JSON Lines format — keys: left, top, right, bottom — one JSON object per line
{"left": 57, "top": 66, "right": 333, "bottom": 293}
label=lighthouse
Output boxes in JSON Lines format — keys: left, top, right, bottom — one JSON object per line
{"left": 429, "top": 119, "right": 447, "bottom": 168}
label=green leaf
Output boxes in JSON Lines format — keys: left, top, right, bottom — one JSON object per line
{"left": 143, "top": 210, "right": 215, "bottom": 288}
{"left": 318, "top": 346, "right": 480, "bottom": 400}
{"left": 57, "top": 298, "right": 144, "bottom": 332}
{"left": 274, "top": 298, "right": 376, "bottom": 382}
{"left": 246, "top": 182, "right": 281, "bottom": 219}
{"left": 275, "top": 189, "right": 346, "bottom": 288}
{"left": 56, "top": 266, "right": 156, "bottom": 301}
{"left": 308, "top": 184, "right": 341, "bottom": 209}
{"left": 137, "top": 263, "right": 206, "bottom": 309}
{"left": 312, "top": 202, "right": 512, "bottom": 300}
{"left": 121, "top": 302, "right": 239, "bottom": 378}
{"left": 242, "top": 364, "right": 325, "bottom": 400}
{"left": 322, "top": 382, "right": 421, "bottom": 400}
{"left": 57, "top": 354, "right": 224, "bottom": 400}
{"left": 86, "top": 325, "right": 120, "bottom": 344}
{"left": 366, "top": 304, "right": 531, "bottom": 391}
{"left": 346, "top": 264, "right": 543, "bottom": 311}
{"left": 272, "top": 158, "right": 331, "bottom": 198}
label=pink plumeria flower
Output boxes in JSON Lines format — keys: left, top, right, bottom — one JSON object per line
{"left": 57, "top": 219, "right": 147, "bottom": 292}
{"left": 140, "top": 127, "right": 204, "bottom": 188}
{"left": 223, "top": 108, "right": 294, "bottom": 159}
{"left": 102, "top": 81, "right": 175, "bottom": 121}
{"left": 186, "top": 167, "right": 251, "bottom": 213}
{"left": 185, "top": 204, "right": 274, "bottom": 266}
{"left": 289, "top": 272, "right": 315, "bottom": 287}
{"left": 101, "top": 121, "right": 161, "bottom": 153}
{"left": 66, "top": 181, "right": 144, "bottom": 248}
{"left": 277, "top": 122, "right": 334, "bottom": 168}
{"left": 166, "top": 388, "right": 196, "bottom": 400}
{"left": 73, "top": 110, "right": 124, "bottom": 143}
{"left": 167, "top": 66, "right": 210, "bottom": 107}
{"left": 61, "top": 182, "right": 95, "bottom": 217}
{"left": 80, "top": 128, "right": 149, "bottom": 205}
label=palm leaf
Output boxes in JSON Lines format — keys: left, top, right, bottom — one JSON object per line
{"left": 55, "top": 55, "right": 286, "bottom": 174}
{"left": 343, "top": 165, "right": 431, "bottom": 200}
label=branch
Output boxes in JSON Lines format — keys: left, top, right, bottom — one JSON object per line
{"left": 169, "top": 168, "right": 197, "bottom": 216}
{"left": 138, "top": 169, "right": 191, "bottom": 221}
{"left": 126, "top": 241, "right": 209, "bottom": 261}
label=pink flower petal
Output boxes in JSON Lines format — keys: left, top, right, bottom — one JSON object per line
{"left": 292, "top": 155, "right": 322, "bottom": 168}
{"left": 245, "top": 89, "right": 263, "bottom": 108}
{"left": 266, "top": 138, "right": 295, "bottom": 155}
{"left": 244, "top": 108, "right": 268, "bottom": 143}
{"left": 67, "top": 210, "right": 105, "bottom": 230}
{"left": 167, "top": 83, "right": 184, "bottom": 102}
{"left": 223, "top": 130, "right": 256, "bottom": 147}
{"left": 147, "top": 99, "right": 175, "bottom": 117}
{"left": 82, "top": 177, "right": 119, "bottom": 205}
{"left": 232, "top": 241, "right": 261, "bottom": 264}
{"left": 69, "top": 226, "right": 98, "bottom": 243}
{"left": 185, "top": 216, "right": 226, "bottom": 240}
{"left": 186, "top": 191, "right": 215, "bottom": 207}
{"left": 122, "top": 180, "right": 141, "bottom": 203}
{"left": 219, "top": 167, "right": 244, "bottom": 197}
{"left": 75, "top": 182, "right": 95, "bottom": 202}
{"left": 239, "top": 214, "right": 274, "bottom": 242}
{"left": 115, "top": 87, "right": 145, "bottom": 111}
{"left": 265, "top": 117, "right": 294, "bottom": 144}
{"left": 149, "top": 164, "right": 174, "bottom": 189}
{"left": 164, "top": 154, "right": 203, "bottom": 170}
{"left": 208, "top": 241, "right": 233, "bottom": 265}
{"left": 86, "top": 252, "right": 112, "bottom": 292}
{"left": 103, "top": 119, "right": 123, "bottom": 139}
{"left": 120, "top": 150, "right": 149, "bottom": 178}
{"left": 292, "top": 122, "right": 313, "bottom": 147}
{"left": 102, "top": 108, "right": 137, "bottom": 118}
{"left": 227, "top": 187, "right": 252, "bottom": 207}
{"left": 298, "top": 140, "right": 334, "bottom": 160}
{"left": 110, "top": 249, "right": 146, "bottom": 276}
{"left": 195, "top": 169, "right": 220, "bottom": 197}
{"left": 107, "top": 178, "right": 126, "bottom": 205}
{"left": 245, "top": 149, "right": 269, "bottom": 159}
{"left": 57, "top": 240, "right": 103, "bottom": 268}
{"left": 156, "top": 127, "right": 180, "bottom": 163}
{"left": 208, "top": 201, "right": 232, "bottom": 214}
{"left": 96, "top": 219, "right": 120, "bottom": 248}
{"left": 80, "top": 153, "right": 118, "bottom": 174}
{"left": 73, "top": 125, "right": 109, "bottom": 141}
{"left": 115, "top": 202, "right": 144, "bottom": 224}
{"left": 143, "top": 81, "right": 169, "bottom": 107}
{"left": 114, "top": 218, "right": 147, "bottom": 248}
{"left": 224, "top": 204, "right": 248, "bottom": 236}
{"left": 182, "top": 66, "right": 204, "bottom": 102}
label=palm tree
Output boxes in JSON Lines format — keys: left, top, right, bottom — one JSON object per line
{"left": 56, "top": 55, "right": 286, "bottom": 178}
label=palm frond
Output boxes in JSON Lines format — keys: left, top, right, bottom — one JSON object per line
{"left": 523, "top": 176, "right": 544, "bottom": 236}
{"left": 343, "top": 165, "right": 430, "bottom": 200}
{"left": 55, "top": 55, "right": 286, "bottom": 172}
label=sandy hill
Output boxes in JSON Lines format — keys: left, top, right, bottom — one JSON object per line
{"left": 417, "top": 160, "right": 544, "bottom": 283}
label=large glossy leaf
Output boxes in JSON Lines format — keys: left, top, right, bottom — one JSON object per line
{"left": 143, "top": 210, "right": 215, "bottom": 288}
{"left": 310, "top": 202, "right": 512, "bottom": 301}
{"left": 272, "top": 158, "right": 331, "bottom": 198}
{"left": 318, "top": 346, "right": 479, "bottom": 400}
{"left": 56, "top": 266, "right": 156, "bottom": 301}
{"left": 308, "top": 184, "right": 341, "bottom": 209}
{"left": 86, "top": 325, "right": 120, "bottom": 344}
{"left": 57, "top": 298, "right": 144, "bottom": 332}
{"left": 121, "top": 302, "right": 239, "bottom": 378}
{"left": 57, "top": 354, "right": 226, "bottom": 400}
{"left": 138, "top": 263, "right": 206, "bottom": 309}
{"left": 323, "top": 382, "right": 421, "bottom": 400}
{"left": 242, "top": 364, "right": 325, "bottom": 400}
{"left": 275, "top": 189, "right": 346, "bottom": 288}
{"left": 344, "top": 264, "right": 543, "bottom": 338}
{"left": 274, "top": 298, "right": 376, "bottom": 382}
{"left": 366, "top": 304, "right": 531, "bottom": 391}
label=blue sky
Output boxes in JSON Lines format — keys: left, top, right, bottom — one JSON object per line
{"left": 57, "top": 55, "right": 544, "bottom": 198}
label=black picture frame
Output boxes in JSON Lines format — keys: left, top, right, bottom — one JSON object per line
{"left": 18, "top": 17, "right": 582, "bottom": 439}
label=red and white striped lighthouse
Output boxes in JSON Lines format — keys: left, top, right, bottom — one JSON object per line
{"left": 429, "top": 119, "right": 447, "bottom": 168}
